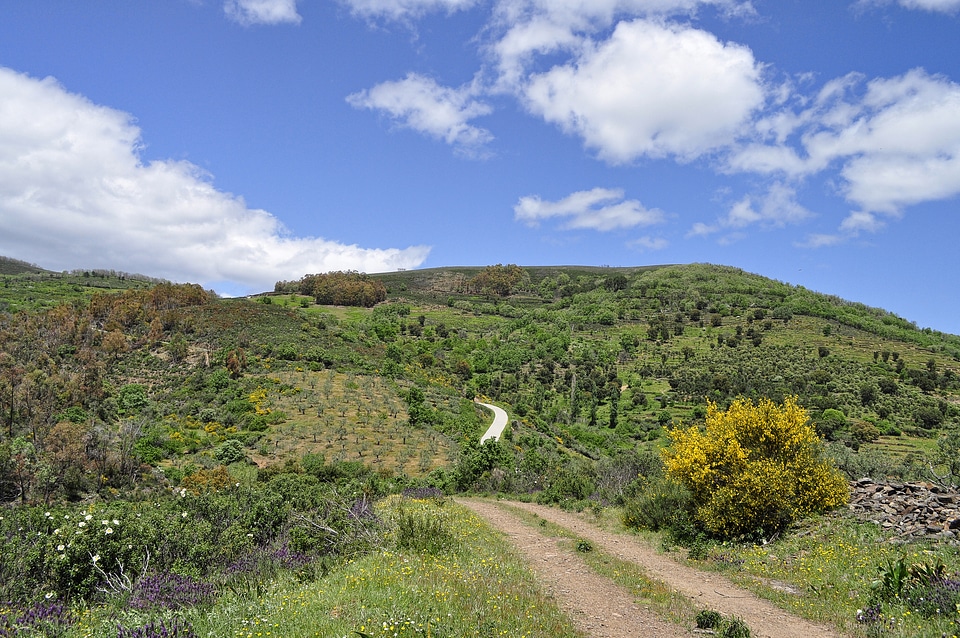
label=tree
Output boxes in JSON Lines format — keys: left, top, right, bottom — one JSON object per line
{"left": 663, "top": 396, "right": 848, "bottom": 538}
{"left": 603, "top": 273, "right": 628, "bottom": 292}
{"left": 101, "top": 329, "right": 130, "bottom": 359}
{"left": 469, "top": 264, "right": 528, "bottom": 297}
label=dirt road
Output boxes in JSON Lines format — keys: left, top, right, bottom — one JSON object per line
{"left": 459, "top": 499, "right": 846, "bottom": 638}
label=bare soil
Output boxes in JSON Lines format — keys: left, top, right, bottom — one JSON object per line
{"left": 459, "top": 499, "right": 847, "bottom": 638}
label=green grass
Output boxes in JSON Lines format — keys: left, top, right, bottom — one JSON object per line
{"left": 0, "top": 270, "right": 156, "bottom": 312}
{"left": 678, "top": 510, "right": 960, "bottom": 637}
{"left": 67, "top": 497, "right": 583, "bottom": 638}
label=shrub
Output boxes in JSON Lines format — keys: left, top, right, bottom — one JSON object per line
{"left": 213, "top": 440, "right": 247, "bottom": 465}
{"left": 129, "top": 573, "right": 216, "bottom": 610}
{"left": 0, "top": 600, "right": 73, "bottom": 637}
{"left": 718, "top": 616, "right": 751, "bottom": 638}
{"left": 663, "top": 396, "right": 848, "bottom": 539}
{"left": 392, "top": 499, "right": 456, "bottom": 555}
{"left": 621, "top": 477, "right": 694, "bottom": 533}
{"left": 117, "top": 618, "right": 197, "bottom": 638}
{"left": 696, "top": 609, "right": 722, "bottom": 629}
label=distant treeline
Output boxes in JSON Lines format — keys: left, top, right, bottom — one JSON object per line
{"left": 275, "top": 271, "right": 387, "bottom": 307}
{"left": 0, "top": 254, "right": 169, "bottom": 285}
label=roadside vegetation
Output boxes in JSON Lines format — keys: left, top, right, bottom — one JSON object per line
{"left": 2, "top": 260, "right": 960, "bottom": 636}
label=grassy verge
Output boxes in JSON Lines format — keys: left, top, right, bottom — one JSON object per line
{"left": 63, "top": 496, "right": 582, "bottom": 638}
{"left": 669, "top": 511, "right": 960, "bottom": 638}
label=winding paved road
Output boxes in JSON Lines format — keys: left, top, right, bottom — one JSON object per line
{"left": 475, "top": 400, "right": 508, "bottom": 442}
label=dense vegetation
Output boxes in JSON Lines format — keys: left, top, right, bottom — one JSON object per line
{"left": 3, "top": 259, "right": 960, "bottom": 636}
{"left": 274, "top": 271, "right": 387, "bottom": 307}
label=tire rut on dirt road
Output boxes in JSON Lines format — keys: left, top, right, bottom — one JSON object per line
{"left": 460, "top": 498, "right": 690, "bottom": 638}
{"left": 460, "top": 498, "right": 847, "bottom": 638}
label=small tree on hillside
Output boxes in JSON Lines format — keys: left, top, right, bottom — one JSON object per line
{"left": 663, "top": 396, "right": 848, "bottom": 539}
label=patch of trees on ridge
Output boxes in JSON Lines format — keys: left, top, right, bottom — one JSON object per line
{"left": 275, "top": 271, "right": 386, "bottom": 307}
{"left": 465, "top": 264, "right": 529, "bottom": 297}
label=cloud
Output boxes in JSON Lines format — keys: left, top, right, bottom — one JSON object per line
{"left": 514, "top": 187, "right": 664, "bottom": 231}
{"left": 897, "top": 0, "right": 960, "bottom": 11}
{"left": 798, "top": 233, "right": 844, "bottom": 248}
{"left": 839, "top": 211, "right": 899, "bottom": 234}
{"left": 224, "top": 0, "right": 302, "bottom": 25}
{"left": 0, "top": 67, "right": 429, "bottom": 293}
{"left": 522, "top": 20, "right": 765, "bottom": 162}
{"left": 857, "top": 0, "right": 960, "bottom": 13}
{"left": 341, "top": 0, "right": 478, "bottom": 20}
{"left": 731, "top": 69, "right": 960, "bottom": 215}
{"left": 347, "top": 73, "right": 493, "bottom": 157}
{"left": 687, "top": 222, "right": 717, "bottom": 237}
{"left": 689, "top": 183, "right": 812, "bottom": 238}
{"left": 489, "top": 0, "right": 755, "bottom": 90}
{"left": 628, "top": 236, "right": 669, "bottom": 251}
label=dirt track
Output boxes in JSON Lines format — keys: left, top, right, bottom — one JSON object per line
{"left": 459, "top": 499, "right": 846, "bottom": 638}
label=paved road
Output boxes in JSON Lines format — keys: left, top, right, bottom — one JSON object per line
{"left": 475, "top": 400, "right": 508, "bottom": 442}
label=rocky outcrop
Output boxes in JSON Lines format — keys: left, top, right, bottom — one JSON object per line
{"left": 848, "top": 478, "right": 960, "bottom": 541}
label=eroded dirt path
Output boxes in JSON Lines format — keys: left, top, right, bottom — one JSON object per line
{"left": 459, "top": 499, "right": 846, "bottom": 638}
{"left": 460, "top": 498, "right": 690, "bottom": 637}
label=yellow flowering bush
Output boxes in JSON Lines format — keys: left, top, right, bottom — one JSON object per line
{"left": 663, "top": 396, "right": 848, "bottom": 538}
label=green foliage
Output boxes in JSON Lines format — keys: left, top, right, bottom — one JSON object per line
{"left": 621, "top": 477, "right": 695, "bottom": 534}
{"left": 117, "top": 383, "right": 149, "bottom": 415}
{"left": 392, "top": 498, "right": 456, "bottom": 555}
{"left": 718, "top": 616, "right": 751, "bottom": 638}
{"left": 0, "top": 468, "right": 384, "bottom": 605}
{"left": 664, "top": 397, "right": 849, "bottom": 539}
{"left": 696, "top": 609, "right": 722, "bottom": 629}
{"left": 213, "top": 439, "right": 248, "bottom": 465}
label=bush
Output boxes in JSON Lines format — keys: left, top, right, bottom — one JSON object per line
{"left": 718, "top": 616, "right": 751, "bottom": 638}
{"left": 663, "top": 396, "right": 848, "bottom": 539}
{"left": 392, "top": 499, "right": 456, "bottom": 555}
{"left": 622, "top": 477, "right": 694, "bottom": 533}
{"left": 696, "top": 609, "right": 722, "bottom": 629}
{"left": 213, "top": 440, "right": 247, "bottom": 465}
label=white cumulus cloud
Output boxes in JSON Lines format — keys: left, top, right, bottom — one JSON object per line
{"left": 489, "top": 0, "right": 755, "bottom": 89}
{"left": 522, "top": 20, "right": 765, "bottom": 162}
{"left": 514, "top": 187, "right": 664, "bottom": 231}
{"left": 0, "top": 67, "right": 429, "bottom": 293}
{"left": 347, "top": 73, "right": 493, "bottom": 157}
{"left": 731, "top": 69, "right": 960, "bottom": 216}
{"left": 224, "top": 0, "right": 302, "bottom": 25}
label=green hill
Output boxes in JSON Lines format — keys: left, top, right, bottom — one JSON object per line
{"left": 4, "top": 257, "right": 960, "bottom": 637}
{"left": 1, "top": 259, "right": 958, "bottom": 504}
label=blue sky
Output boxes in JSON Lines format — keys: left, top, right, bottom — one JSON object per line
{"left": 1, "top": 0, "right": 959, "bottom": 333}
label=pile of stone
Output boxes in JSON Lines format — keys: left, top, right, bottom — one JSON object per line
{"left": 848, "top": 478, "right": 960, "bottom": 541}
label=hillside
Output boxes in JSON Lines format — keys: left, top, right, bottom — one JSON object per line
{"left": 1, "top": 259, "right": 958, "bottom": 505}
{"left": 4, "top": 258, "right": 960, "bottom": 637}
